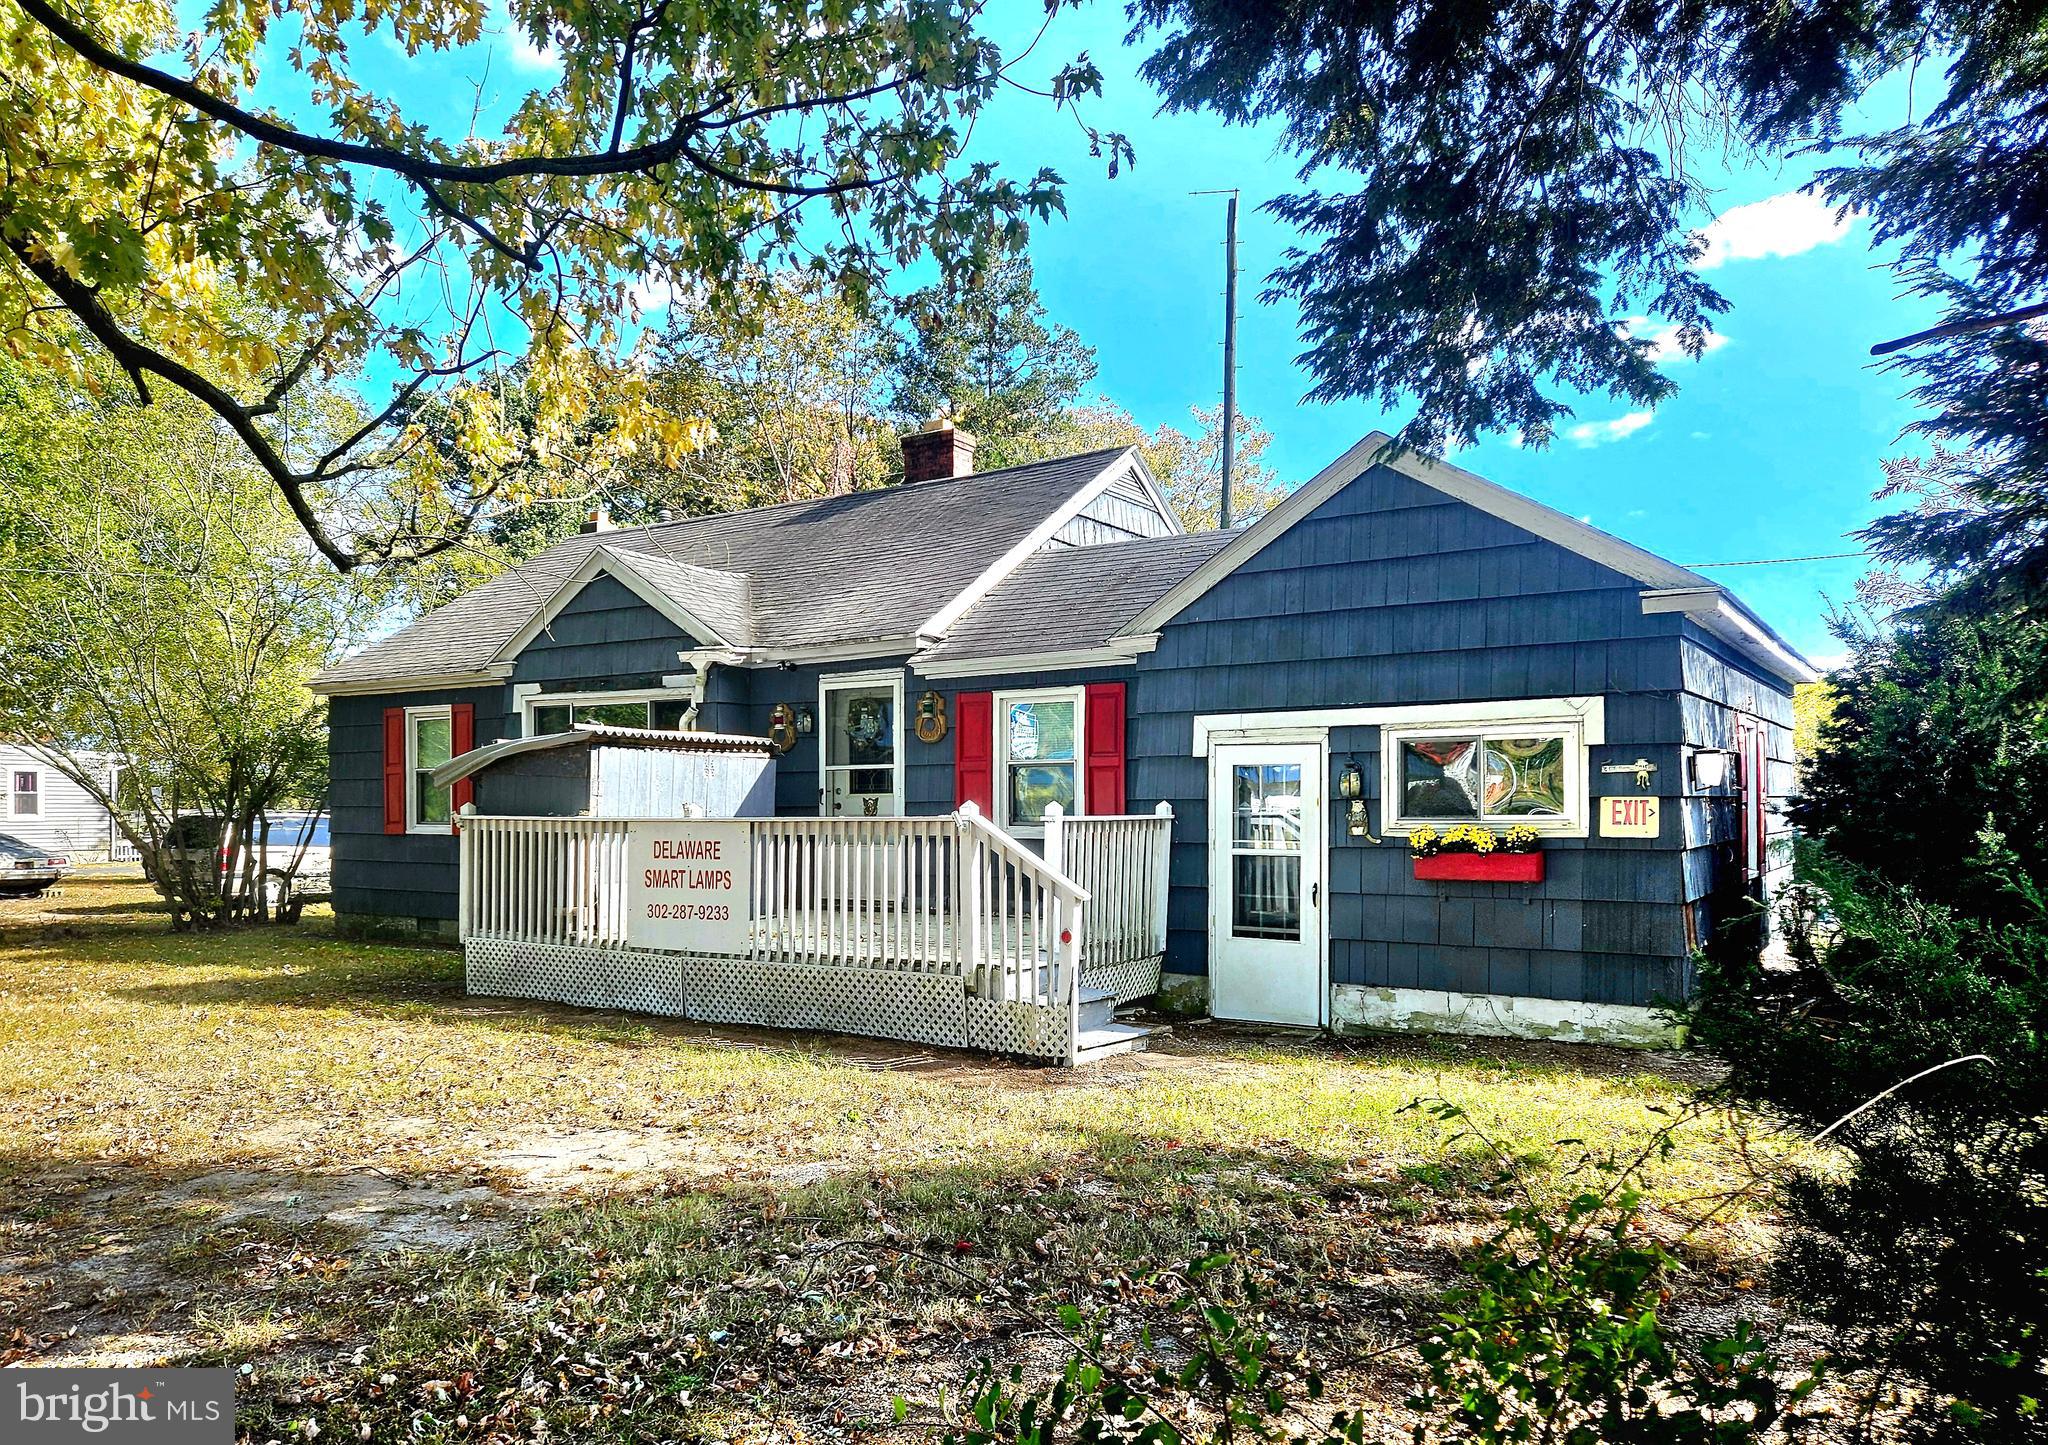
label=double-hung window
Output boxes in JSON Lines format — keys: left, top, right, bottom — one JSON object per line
{"left": 407, "top": 707, "right": 454, "bottom": 832}
{"left": 1382, "top": 718, "right": 1588, "bottom": 836}
{"left": 995, "top": 687, "right": 1083, "bottom": 835}
{"left": 9, "top": 769, "right": 39, "bottom": 818}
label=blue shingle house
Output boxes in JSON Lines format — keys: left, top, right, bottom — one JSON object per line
{"left": 311, "top": 423, "right": 1814, "bottom": 1060}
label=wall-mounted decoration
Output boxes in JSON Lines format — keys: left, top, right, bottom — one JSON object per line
{"left": 1600, "top": 758, "right": 1658, "bottom": 790}
{"left": 1336, "top": 758, "right": 1375, "bottom": 839}
{"left": 1600, "top": 796, "right": 1661, "bottom": 838}
{"left": 914, "top": 690, "right": 948, "bottom": 744}
{"left": 768, "top": 702, "right": 800, "bottom": 755}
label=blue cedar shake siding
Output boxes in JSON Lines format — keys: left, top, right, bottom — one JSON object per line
{"left": 327, "top": 458, "right": 1797, "bottom": 1007}
{"left": 1106, "top": 461, "right": 1717, "bottom": 1007}
{"left": 329, "top": 685, "right": 507, "bottom": 925}
{"left": 511, "top": 573, "right": 702, "bottom": 692}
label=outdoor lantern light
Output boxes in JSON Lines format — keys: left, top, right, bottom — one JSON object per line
{"left": 1337, "top": 759, "right": 1375, "bottom": 839}
{"left": 1691, "top": 748, "right": 1732, "bottom": 790}
{"left": 795, "top": 705, "right": 815, "bottom": 736}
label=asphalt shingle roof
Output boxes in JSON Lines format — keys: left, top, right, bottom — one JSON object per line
{"left": 314, "top": 448, "right": 1133, "bottom": 687}
{"left": 913, "top": 531, "right": 1237, "bottom": 665}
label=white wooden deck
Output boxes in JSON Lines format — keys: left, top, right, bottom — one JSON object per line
{"left": 457, "top": 804, "right": 1172, "bottom": 1063}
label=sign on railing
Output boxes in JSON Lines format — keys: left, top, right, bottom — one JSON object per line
{"left": 627, "top": 819, "right": 751, "bottom": 952}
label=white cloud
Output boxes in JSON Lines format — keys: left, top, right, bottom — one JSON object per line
{"left": 1622, "top": 315, "right": 1730, "bottom": 363}
{"left": 1696, "top": 190, "right": 1856, "bottom": 269}
{"left": 1565, "top": 411, "right": 1655, "bottom": 448}
{"left": 1806, "top": 650, "right": 1851, "bottom": 673}
{"left": 491, "top": 1, "right": 558, "bottom": 70}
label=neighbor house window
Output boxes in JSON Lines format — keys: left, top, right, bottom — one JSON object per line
{"left": 10, "top": 769, "right": 40, "bottom": 817}
{"left": 1382, "top": 720, "right": 1588, "bottom": 835}
{"left": 996, "top": 687, "right": 1084, "bottom": 834}
{"left": 407, "top": 707, "right": 454, "bottom": 832}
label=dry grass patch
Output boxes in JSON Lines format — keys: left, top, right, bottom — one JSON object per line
{"left": 0, "top": 875, "right": 1796, "bottom": 1441}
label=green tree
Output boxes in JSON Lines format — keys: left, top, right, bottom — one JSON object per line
{"left": 649, "top": 270, "right": 901, "bottom": 509}
{"left": 1, "top": 0, "right": 1091, "bottom": 568}
{"left": 1022, "top": 397, "right": 1287, "bottom": 530}
{"left": 1128, "top": 2, "right": 2048, "bottom": 600}
{"left": 1791, "top": 607, "right": 2048, "bottom": 915}
{"left": 0, "top": 347, "right": 377, "bottom": 925}
{"left": 890, "top": 253, "right": 1098, "bottom": 468}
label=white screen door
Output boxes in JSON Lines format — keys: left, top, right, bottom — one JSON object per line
{"left": 820, "top": 676, "right": 903, "bottom": 817}
{"left": 1208, "top": 742, "right": 1324, "bottom": 1025}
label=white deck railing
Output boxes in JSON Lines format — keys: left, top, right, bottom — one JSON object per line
{"left": 457, "top": 805, "right": 1175, "bottom": 1061}
{"left": 1046, "top": 802, "right": 1173, "bottom": 971}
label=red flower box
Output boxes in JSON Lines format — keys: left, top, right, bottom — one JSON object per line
{"left": 1412, "top": 851, "right": 1545, "bottom": 883}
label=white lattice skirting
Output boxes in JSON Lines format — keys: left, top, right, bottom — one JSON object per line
{"left": 1083, "top": 952, "right": 1165, "bottom": 1006}
{"left": 465, "top": 939, "right": 1070, "bottom": 1060}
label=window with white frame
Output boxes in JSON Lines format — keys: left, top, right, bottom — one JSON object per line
{"left": 996, "top": 687, "right": 1084, "bottom": 834}
{"left": 407, "top": 707, "right": 454, "bottom": 832}
{"left": 9, "top": 768, "right": 40, "bottom": 818}
{"left": 1381, "top": 718, "right": 1588, "bottom": 835}
{"left": 526, "top": 690, "right": 692, "bottom": 735}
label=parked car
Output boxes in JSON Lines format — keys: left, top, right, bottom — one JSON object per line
{"left": 144, "top": 811, "right": 332, "bottom": 920}
{"left": 0, "top": 832, "right": 71, "bottom": 898}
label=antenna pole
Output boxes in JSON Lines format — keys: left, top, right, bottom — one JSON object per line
{"left": 1219, "top": 192, "right": 1238, "bottom": 532}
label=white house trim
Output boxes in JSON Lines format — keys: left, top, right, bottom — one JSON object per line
{"left": 492, "top": 545, "right": 738, "bottom": 665}
{"left": 919, "top": 450, "right": 1181, "bottom": 642}
{"left": 1118, "top": 431, "right": 1817, "bottom": 687}
{"left": 1192, "top": 696, "right": 1607, "bottom": 757}
{"left": 311, "top": 666, "right": 513, "bottom": 697}
{"left": 683, "top": 638, "right": 917, "bottom": 668}
{"left": 1640, "top": 588, "right": 1821, "bottom": 684}
{"left": 911, "top": 634, "right": 1161, "bottom": 679}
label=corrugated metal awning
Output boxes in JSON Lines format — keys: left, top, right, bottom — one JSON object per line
{"left": 429, "top": 722, "right": 775, "bottom": 788}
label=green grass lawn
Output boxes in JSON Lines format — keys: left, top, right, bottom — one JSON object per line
{"left": 0, "top": 876, "right": 1792, "bottom": 1442}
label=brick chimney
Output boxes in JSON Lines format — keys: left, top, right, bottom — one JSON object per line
{"left": 900, "top": 418, "right": 978, "bottom": 483}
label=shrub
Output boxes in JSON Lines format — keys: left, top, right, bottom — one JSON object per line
{"left": 1692, "top": 855, "right": 2048, "bottom": 1441}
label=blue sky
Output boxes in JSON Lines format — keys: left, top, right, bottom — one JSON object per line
{"left": 952, "top": 5, "right": 1943, "bottom": 663}
{"left": 291, "top": 1, "right": 1941, "bottom": 661}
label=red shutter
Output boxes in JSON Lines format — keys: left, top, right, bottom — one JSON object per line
{"left": 382, "top": 708, "right": 406, "bottom": 835}
{"left": 450, "top": 702, "right": 476, "bottom": 813}
{"left": 954, "top": 691, "right": 994, "bottom": 813}
{"left": 1084, "top": 682, "right": 1126, "bottom": 816}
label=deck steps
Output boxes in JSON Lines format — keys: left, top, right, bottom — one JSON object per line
{"left": 1073, "top": 1017, "right": 1169, "bottom": 1064}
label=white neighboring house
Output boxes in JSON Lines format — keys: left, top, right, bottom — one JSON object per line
{"left": 0, "top": 744, "right": 128, "bottom": 862}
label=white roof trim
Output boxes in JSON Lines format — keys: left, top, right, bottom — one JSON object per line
{"left": 309, "top": 665, "right": 514, "bottom": 698}
{"left": 911, "top": 634, "right": 1161, "bottom": 680}
{"left": 919, "top": 449, "right": 1159, "bottom": 642}
{"left": 686, "top": 637, "right": 918, "bottom": 668}
{"left": 1641, "top": 589, "right": 1821, "bottom": 684}
{"left": 1193, "top": 696, "right": 1607, "bottom": 756}
{"left": 491, "top": 545, "right": 737, "bottom": 665}
{"left": 1117, "top": 430, "right": 1816, "bottom": 686}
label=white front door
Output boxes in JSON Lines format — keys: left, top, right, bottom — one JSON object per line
{"left": 1208, "top": 742, "right": 1324, "bottom": 1026}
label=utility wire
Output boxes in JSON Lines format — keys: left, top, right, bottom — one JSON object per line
{"left": 1680, "top": 551, "right": 1864, "bottom": 568}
